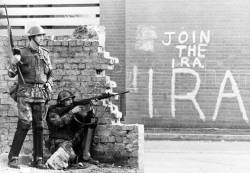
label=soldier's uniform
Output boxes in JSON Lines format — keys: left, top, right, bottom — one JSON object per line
{"left": 7, "top": 25, "right": 53, "bottom": 169}
{"left": 46, "top": 90, "right": 98, "bottom": 168}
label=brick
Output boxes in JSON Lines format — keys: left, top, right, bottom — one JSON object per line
{"left": 98, "top": 52, "right": 105, "bottom": 59}
{"left": 83, "top": 47, "right": 91, "bottom": 52}
{"left": 78, "top": 63, "right": 86, "bottom": 70}
{"left": 65, "top": 70, "right": 80, "bottom": 75}
{"left": 71, "top": 64, "right": 79, "bottom": 69}
{"left": 64, "top": 63, "right": 71, "bottom": 69}
{"left": 47, "top": 40, "right": 54, "bottom": 46}
{"left": 76, "top": 39, "right": 84, "bottom": 46}
{"left": 67, "top": 58, "right": 83, "bottom": 63}
{"left": 0, "top": 70, "right": 8, "bottom": 75}
{"left": 62, "top": 75, "right": 77, "bottom": 81}
{"left": 99, "top": 136, "right": 107, "bottom": 143}
{"left": 115, "top": 136, "right": 123, "bottom": 143}
{"left": 93, "top": 136, "right": 100, "bottom": 143}
{"left": 62, "top": 41, "right": 69, "bottom": 46}
{"left": 91, "top": 40, "right": 99, "bottom": 47}
{"left": 84, "top": 40, "right": 92, "bottom": 47}
{"left": 69, "top": 40, "right": 77, "bottom": 46}
{"left": 77, "top": 76, "right": 92, "bottom": 81}
{"left": 80, "top": 69, "right": 96, "bottom": 75}
{"left": 53, "top": 69, "right": 66, "bottom": 76}
{"left": 55, "top": 63, "right": 64, "bottom": 69}
{"left": 89, "top": 52, "right": 99, "bottom": 58}
{"left": 71, "top": 46, "right": 83, "bottom": 52}
{"left": 17, "top": 40, "right": 26, "bottom": 46}
{"left": 90, "top": 46, "right": 98, "bottom": 52}
{"left": 53, "top": 41, "right": 62, "bottom": 46}
{"left": 108, "top": 136, "right": 115, "bottom": 142}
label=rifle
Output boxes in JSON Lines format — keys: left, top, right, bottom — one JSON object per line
{"left": 4, "top": 4, "right": 25, "bottom": 84}
{"left": 63, "top": 90, "right": 129, "bottom": 112}
{"left": 74, "top": 91, "right": 130, "bottom": 126}
{"left": 49, "top": 91, "right": 129, "bottom": 120}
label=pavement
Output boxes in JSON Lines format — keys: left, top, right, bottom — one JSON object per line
{"left": 144, "top": 140, "right": 250, "bottom": 173}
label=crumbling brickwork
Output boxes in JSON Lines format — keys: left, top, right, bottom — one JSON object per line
{"left": 0, "top": 33, "right": 143, "bottom": 169}
{"left": 93, "top": 124, "right": 144, "bottom": 169}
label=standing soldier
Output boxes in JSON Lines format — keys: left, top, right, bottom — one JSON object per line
{"left": 7, "top": 25, "right": 53, "bottom": 169}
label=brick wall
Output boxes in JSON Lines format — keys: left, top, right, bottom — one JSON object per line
{"left": 100, "top": 0, "right": 126, "bottom": 117}
{"left": 0, "top": 35, "right": 117, "bottom": 153}
{"left": 0, "top": 35, "right": 143, "bottom": 168}
{"left": 125, "top": 0, "right": 250, "bottom": 128}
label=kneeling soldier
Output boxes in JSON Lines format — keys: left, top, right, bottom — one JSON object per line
{"left": 46, "top": 90, "right": 98, "bottom": 169}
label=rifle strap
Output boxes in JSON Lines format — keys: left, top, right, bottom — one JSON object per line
{"left": 17, "top": 63, "right": 26, "bottom": 84}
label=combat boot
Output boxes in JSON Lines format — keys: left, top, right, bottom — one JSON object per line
{"left": 8, "top": 157, "right": 20, "bottom": 169}
{"left": 34, "top": 157, "right": 47, "bottom": 169}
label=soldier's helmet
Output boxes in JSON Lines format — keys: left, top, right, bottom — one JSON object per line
{"left": 27, "top": 25, "right": 46, "bottom": 36}
{"left": 57, "top": 90, "right": 75, "bottom": 103}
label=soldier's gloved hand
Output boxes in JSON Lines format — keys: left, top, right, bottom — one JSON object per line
{"left": 71, "top": 106, "right": 82, "bottom": 114}
{"left": 13, "top": 48, "right": 21, "bottom": 55}
{"left": 45, "top": 83, "right": 52, "bottom": 92}
{"left": 11, "top": 54, "right": 21, "bottom": 64}
{"left": 91, "top": 99, "right": 99, "bottom": 106}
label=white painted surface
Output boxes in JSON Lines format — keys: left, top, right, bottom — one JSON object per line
{"left": 2, "top": 17, "right": 99, "bottom": 26}
{"left": 0, "top": 0, "right": 99, "bottom": 4}
{"left": 162, "top": 31, "right": 175, "bottom": 46}
{"left": 4, "top": 7, "right": 99, "bottom": 15}
{"left": 0, "top": 0, "right": 100, "bottom": 35}
{"left": 171, "top": 68, "right": 205, "bottom": 121}
{"left": 148, "top": 68, "right": 153, "bottom": 118}
{"left": 135, "top": 25, "right": 157, "bottom": 52}
{"left": 132, "top": 65, "right": 138, "bottom": 92}
{"left": 213, "top": 70, "right": 248, "bottom": 123}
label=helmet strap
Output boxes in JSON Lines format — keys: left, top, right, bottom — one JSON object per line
{"left": 31, "top": 36, "right": 40, "bottom": 47}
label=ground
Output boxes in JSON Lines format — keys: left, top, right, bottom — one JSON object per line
{"left": 2, "top": 140, "right": 250, "bottom": 173}
{"left": 0, "top": 153, "right": 138, "bottom": 173}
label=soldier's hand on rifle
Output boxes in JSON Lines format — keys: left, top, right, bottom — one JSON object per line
{"left": 45, "top": 83, "right": 52, "bottom": 92}
{"left": 13, "top": 48, "right": 21, "bottom": 55}
{"left": 11, "top": 54, "right": 21, "bottom": 64}
{"left": 71, "top": 106, "right": 82, "bottom": 114}
{"left": 91, "top": 99, "right": 99, "bottom": 106}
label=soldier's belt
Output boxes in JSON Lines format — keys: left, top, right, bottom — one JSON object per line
{"left": 20, "top": 83, "right": 45, "bottom": 87}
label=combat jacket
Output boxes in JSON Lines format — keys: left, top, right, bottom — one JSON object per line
{"left": 8, "top": 46, "right": 53, "bottom": 102}
{"left": 47, "top": 105, "right": 77, "bottom": 140}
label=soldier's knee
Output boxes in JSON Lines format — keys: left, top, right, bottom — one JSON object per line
{"left": 18, "top": 119, "right": 31, "bottom": 130}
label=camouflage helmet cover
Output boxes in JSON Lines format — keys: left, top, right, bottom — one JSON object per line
{"left": 57, "top": 90, "right": 75, "bottom": 103}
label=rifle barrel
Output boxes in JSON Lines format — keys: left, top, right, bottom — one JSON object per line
{"left": 113, "top": 91, "right": 130, "bottom": 96}
{"left": 4, "top": 4, "right": 14, "bottom": 49}
{"left": 4, "top": 5, "right": 9, "bottom": 25}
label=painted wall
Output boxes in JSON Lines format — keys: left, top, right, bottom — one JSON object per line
{"left": 125, "top": 0, "right": 250, "bottom": 128}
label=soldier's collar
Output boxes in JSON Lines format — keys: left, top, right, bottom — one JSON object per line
{"left": 28, "top": 45, "right": 40, "bottom": 53}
